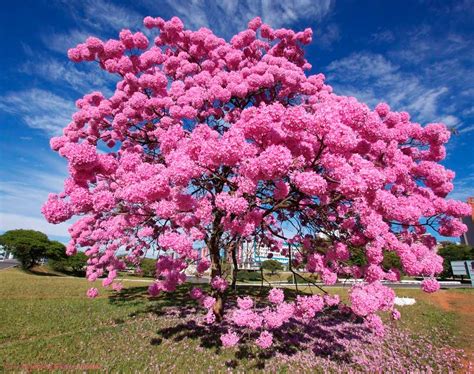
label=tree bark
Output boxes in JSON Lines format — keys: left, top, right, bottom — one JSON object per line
{"left": 231, "top": 241, "right": 239, "bottom": 292}
{"left": 210, "top": 246, "right": 224, "bottom": 321}
{"left": 208, "top": 210, "right": 225, "bottom": 321}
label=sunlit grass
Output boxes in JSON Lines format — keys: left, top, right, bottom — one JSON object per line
{"left": 0, "top": 268, "right": 472, "bottom": 372}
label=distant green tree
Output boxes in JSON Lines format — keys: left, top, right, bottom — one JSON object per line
{"left": 45, "top": 240, "right": 68, "bottom": 261}
{"left": 0, "top": 229, "right": 52, "bottom": 269}
{"left": 261, "top": 259, "right": 284, "bottom": 275}
{"left": 49, "top": 252, "right": 88, "bottom": 276}
{"left": 437, "top": 242, "right": 474, "bottom": 279}
{"left": 140, "top": 258, "right": 157, "bottom": 277}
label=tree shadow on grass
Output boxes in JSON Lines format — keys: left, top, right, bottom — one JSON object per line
{"left": 151, "top": 306, "right": 369, "bottom": 370}
{"left": 24, "top": 267, "right": 62, "bottom": 277}
{"left": 108, "top": 284, "right": 371, "bottom": 370}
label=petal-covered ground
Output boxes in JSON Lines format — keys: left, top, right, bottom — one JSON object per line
{"left": 0, "top": 268, "right": 472, "bottom": 372}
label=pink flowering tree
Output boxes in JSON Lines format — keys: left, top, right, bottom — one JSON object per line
{"left": 43, "top": 16, "right": 470, "bottom": 345}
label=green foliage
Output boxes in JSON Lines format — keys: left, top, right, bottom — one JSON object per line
{"left": 261, "top": 259, "right": 284, "bottom": 275}
{"left": 236, "top": 270, "right": 262, "bottom": 282}
{"left": 140, "top": 258, "right": 157, "bottom": 277}
{"left": 347, "top": 247, "right": 367, "bottom": 267}
{"left": 49, "top": 252, "right": 88, "bottom": 276}
{"left": 382, "top": 251, "right": 403, "bottom": 272}
{"left": 437, "top": 242, "right": 474, "bottom": 278}
{"left": 0, "top": 229, "right": 65, "bottom": 269}
{"left": 45, "top": 240, "right": 68, "bottom": 261}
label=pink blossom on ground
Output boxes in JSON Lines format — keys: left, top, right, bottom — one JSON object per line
{"left": 220, "top": 331, "right": 240, "bottom": 348}
{"left": 202, "top": 296, "right": 216, "bottom": 309}
{"left": 256, "top": 331, "right": 274, "bottom": 349}
{"left": 392, "top": 309, "right": 401, "bottom": 320}
{"left": 111, "top": 282, "right": 123, "bottom": 292}
{"left": 86, "top": 287, "right": 99, "bottom": 298}
{"left": 268, "top": 288, "right": 285, "bottom": 304}
{"left": 190, "top": 287, "right": 204, "bottom": 300}
{"left": 237, "top": 296, "right": 254, "bottom": 310}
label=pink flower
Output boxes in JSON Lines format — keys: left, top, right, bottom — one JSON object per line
{"left": 196, "top": 259, "right": 210, "bottom": 273}
{"left": 365, "top": 314, "right": 385, "bottom": 336}
{"left": 421, "top": 278, "right": 440, "bottom": 293}
{"left": 268, "top": 288, "right": 285, "bottom": 304}
{"left": 292, "top": 171, "right": 327, "bottom": 197}
{"left": 237, "top": 296, "right": 254, "bottom": 310}
{"left": 220, "top": 331, "right": 240, "bottom": 348}
{"left": 349, "top": 282, "right": 395, "bottom": 317}
{"left": 211, "top": 276, "right": 228, "bottom": 292}
{"left": 190, "top": 287, "right": 204, "bottom": 300}
{"left": 323, "top": 294, "right": 340, "bottom": 307}
{"left": 256, "top": 331, "right": 273, "bottom": 349}
{"left": 202, "top": 296, "right": 216, "bottom": 309}
{"left": 86, "top": 287, "right": 99, "bottom": 298}
{"left": 392, "top": 309, "right": 401, "bottom": 320}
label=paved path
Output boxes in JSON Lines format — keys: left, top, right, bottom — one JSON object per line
{"left": 0, "top": 260, "right": 19, "bottom": 270}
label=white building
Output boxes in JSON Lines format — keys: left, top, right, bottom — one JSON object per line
{"left": 0, "top": 246, "right": 14, "bottom": 260}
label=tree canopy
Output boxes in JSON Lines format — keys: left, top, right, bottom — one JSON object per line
{"left": 0, "top": 229, "right": 66, "bottom": 269}
{"left": 437, "top": 242, "right": 474, "bottom": 278}
{"left": 41, "top": 15, "right": 471, "bottom": 347}
{"left": 261, "top": 259, "right": 284, "bottom": 275}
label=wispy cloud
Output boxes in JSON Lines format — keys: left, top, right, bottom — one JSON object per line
{"left": 316, "top": 23, "right": 340, "bottom": 49}
{"left": 140, "top": 0, "right": 334, "bottom": 38}
{"left": 325, "top": 52, "right": 457, "bottom": 125}
{"left": 61, "top": 0, "right": 143, "bottom": 33}
{"left": 458, "top": 124, "right": 474, "bottom": 134}
{"left": 42, "top": 29, "right": 91, "bottom": 55}
{"left": 0, "top": 161, "right": 71, "bottom": 239}
{"left": 0, "top": 89, "right": 75, "bottom": 135}
{"left": 0, "top": 213, "right": 71, "bottom": 238}
{"left": 448, "top": 173, "right": 474, "bottom": 202}
{"left": 20, "top": 57, "right": 116, "bottom": 95}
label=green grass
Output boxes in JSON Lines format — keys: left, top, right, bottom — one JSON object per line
{"left": 0, "top": 268, "right": 472, "bottom": 372}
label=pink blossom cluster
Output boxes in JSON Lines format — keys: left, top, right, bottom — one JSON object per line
{"left": 41, "top": 14, "right": 471, "bottom": 347}
{"left": 421, "top": 278, "right": 441, "bottom": 293}
{"left": 211, "top": 276, "right": 228, "bottom": 292}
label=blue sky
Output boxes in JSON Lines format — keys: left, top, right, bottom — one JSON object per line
{"left": 0, "top": 0, "right": 473, "bottom": 244}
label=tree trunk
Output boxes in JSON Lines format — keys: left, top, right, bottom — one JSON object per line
{"left": 231, "top": 241, "right": 239, "bottom": 292}
{"left": 210, "top": 247, "right": 224, "bottom": 321}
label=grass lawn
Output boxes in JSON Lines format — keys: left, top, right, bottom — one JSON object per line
{"left": 0, "top": 268, "right": 472, "bottom": 372}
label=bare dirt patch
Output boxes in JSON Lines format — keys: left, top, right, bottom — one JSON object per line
{"left": 425, "top": 290, "right": 474, "bottom": 373}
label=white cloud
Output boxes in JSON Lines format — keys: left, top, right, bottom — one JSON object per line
{"left": 140, "top": 0, "right": 334, "bottom": 38}
{"left": 0, "top": 213, "right": 70, "bottom": 238}
{"left": 43, "top": 0, "right": 142, "bottom": 54}
{"left": 369, "top": 30, "right": 395, "bottom": 44}
{"left": 458, "top": 124, "right": 474, "bottom": 134}
{"left": 44, "top": 29, "right": 91, "bottom": 55}
{"left": 20, "top": 57, "right": 116, "bottom": 95}
{"left": 0, "top": 89, "right": 75, "bottom": 135}
{"left": 62, "top": 0, "right": 143, "bottom": 33}
{"left": 316, "top": 23, "right": 340, "bottom": 48}
{"left": 0, "top": 163, "right": 72, "bottom": 239}
{"left": 448, "top": 174, "right": 474, "bottom": 202}
{"left": 325, "top": 52, "right": 457, "bottom": 125}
